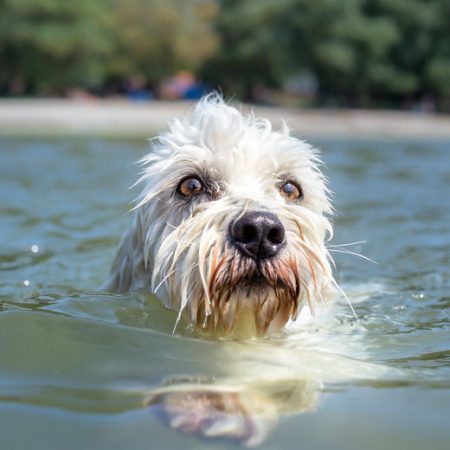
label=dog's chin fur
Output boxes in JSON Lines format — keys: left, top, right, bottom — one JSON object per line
{"left": 105, "top": 94, "right": 337, "bottom": 337}
{"left": 195, "top": 246, "right": 309, "bottom": 338}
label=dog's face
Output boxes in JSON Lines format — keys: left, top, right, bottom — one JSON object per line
{"left": 126, "top": 97, "right": 335, "bottom": 336}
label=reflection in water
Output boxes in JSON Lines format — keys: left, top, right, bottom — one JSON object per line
{"left": 145, "top": 377, "right": 318, "bottom": 447}
{"left": 114, "top": 292, "right": 392, "bottom": 447}
{"left": 144, "top": 357, "right": 320, "bottom": 447}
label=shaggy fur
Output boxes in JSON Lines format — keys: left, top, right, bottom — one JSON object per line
{"left": 105, "top": 94, "right": 336, "bottom": 336}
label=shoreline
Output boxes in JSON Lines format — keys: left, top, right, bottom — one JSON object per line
{"left": 1, "top": 98, "right": 450, "bottom": 139}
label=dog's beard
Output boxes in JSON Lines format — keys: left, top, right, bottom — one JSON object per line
{"left": 150, "top": 206, "right": 333, "bottom": 337}
{"left": 202, "top": 244, "right": 301, "bottom": 335}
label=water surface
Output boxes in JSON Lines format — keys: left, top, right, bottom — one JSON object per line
{"left": 0, "top": 136, "right": 448, "bottom": 450}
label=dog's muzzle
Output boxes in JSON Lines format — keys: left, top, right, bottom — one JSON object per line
{"left": 229, "top": 211, "right": 285, "bottom": 260}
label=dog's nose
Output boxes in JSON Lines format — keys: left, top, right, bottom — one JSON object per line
{"left": 229, "top": 211, "right": 285, "bottom": 260}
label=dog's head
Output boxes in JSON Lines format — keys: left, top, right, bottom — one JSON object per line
{"left": 121, "top": 95, "right": 336, "bottom": 336}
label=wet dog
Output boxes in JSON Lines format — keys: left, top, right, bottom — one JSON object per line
{"left": 105, "top": 94, "right": 336, "bottom": 338}
{"left": 104, "top": 95, "right": 345, "bottom": 445}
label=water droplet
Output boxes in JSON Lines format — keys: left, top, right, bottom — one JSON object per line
{"left": 31, "top": 244, "right": 39, "bottom": 253}
{"left": 23, "top": 280, "right": 30, "bottom": 287}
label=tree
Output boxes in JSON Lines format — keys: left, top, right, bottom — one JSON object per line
{"left": 203, "top": 0, "right": 450, "bottom": 108}
{"left": 107, "top": 0, "right": 218, "bottom": 87}
{"left": 201, "top": 0, "right": 289, "bottom": 101}
{"left": 0, "top": 0, "right": 114, "bottom": 94}
{"left": 0, "top": 0, "right": 219, "bottom": 95}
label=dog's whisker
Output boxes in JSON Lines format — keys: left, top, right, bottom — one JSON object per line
{"left": 328, "top": 248, "right": 377, "bottom": 264}
{"left": 331, "top": 278, "right": 358, "bottom": 320}
{"left": 328, "top": 240, "right": 367, "bottom": 248}
{"left": 327, "top": 249, "right": 337, "bottom": 270}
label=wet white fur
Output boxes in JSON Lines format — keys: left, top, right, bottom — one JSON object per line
{"left": 105, "top": 94, "right": 336, "bottom": 335}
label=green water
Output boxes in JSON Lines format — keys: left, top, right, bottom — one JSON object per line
{"left": 0, "top": 136, "right": 448, "bottom": 450}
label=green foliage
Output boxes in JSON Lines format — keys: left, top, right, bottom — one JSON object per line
{"left": 0, "top": 0, "right": 114, "bottom": 93}
{"left": 105, "top": 0, "right": 218, "bottom": 84}
{"left": 0, "top": 0, "right": 218, "bottom": 94}
{"left": 204, "top": 0, "right": 450, "bottom": 107}
{"left": 0, "top": 0, "right": 449, "bottom": 108}
{"left": 200, "top": 0, "right": 288, "bottom": 99}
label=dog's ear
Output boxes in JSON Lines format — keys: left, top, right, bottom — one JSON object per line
{"left": 103, "top": 220, "right": 147, "bottom": 292}
{"left": 103, "top": 231, "right": 134, "bottom": 292}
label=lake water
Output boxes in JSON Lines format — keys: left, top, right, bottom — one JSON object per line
{"left": 0, "top": 136, "right": 448, "bottom": 450}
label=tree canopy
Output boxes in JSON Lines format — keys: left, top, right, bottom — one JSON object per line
{"left": 1, "top": 0, "right": 449, "bottom": 109}
{"left": 203, "top": 0, "right": 450, "bottom": 108}
{"left": 0, "top": 0, "right": 218, "bottom": 94}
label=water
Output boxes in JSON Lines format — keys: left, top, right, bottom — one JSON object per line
{"left": 0, "top": 136, "right": 448, "bottom": 450}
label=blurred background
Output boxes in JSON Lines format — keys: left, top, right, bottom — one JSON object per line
{"left": 1, "top": 0, "right": 450, "bottom": 111}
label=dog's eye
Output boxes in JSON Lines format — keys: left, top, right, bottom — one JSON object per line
{"left": 177, "top": 177, "right": 204, "bottom": 197}
{"left": 279, "top": 181, "right": 303, "bottom": 201}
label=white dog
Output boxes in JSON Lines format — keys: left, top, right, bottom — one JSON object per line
{"left": 105, "top": 94, "right": 336, "bottom": 338}
{"left": 103, "top": 95, "right": 363, "bottom": 445}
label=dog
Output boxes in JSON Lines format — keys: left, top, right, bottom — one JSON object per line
{"left": 103, "top": 95, "right": 360, "bottom": 445}
{"left": 105, "top": 94, "right": 336, "bottom": 338}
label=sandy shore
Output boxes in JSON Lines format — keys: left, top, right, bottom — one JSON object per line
{"left": 1, "top": 98, "right": 450, "bottom": 139}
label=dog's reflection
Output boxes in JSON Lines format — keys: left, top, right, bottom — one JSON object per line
{"left": 145, "top": 374, "right": 320, "bottom": 447}
{"left": 116, "top": 293, "right": 386, "bottom": 447}
{"left": 116, "top": 295, "right": 322, "bottom": 446}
